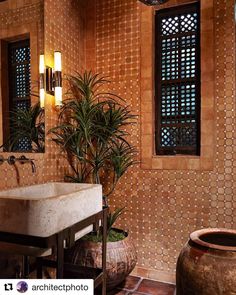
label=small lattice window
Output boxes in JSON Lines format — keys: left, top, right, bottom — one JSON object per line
{"left": 155, "top": 3, "right": 200, "bottom": 155}
{"left": 8, "top": 39, "right": 31, "bottom": 151}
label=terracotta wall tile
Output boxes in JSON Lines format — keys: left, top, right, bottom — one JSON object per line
{"left": 0, "top": 0, "right": 85, "bottom": 193}
{"left": 0, "top": 0, "right": 235, "bottom": 284}
{"left": 90, "top": 0, "right": 236, "bottom": 283}
{"left": 0, "top": 0, "right": 45, "bottom": 190}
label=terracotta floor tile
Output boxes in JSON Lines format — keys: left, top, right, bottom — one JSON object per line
{"left": 107, "top": 289, "right": 128, "bottom": 295}
{"left": 137, "top": 279, "right": 175, "bottom": 295}
{"left": 118, "top": 276, "right": 142, "bottom": 291}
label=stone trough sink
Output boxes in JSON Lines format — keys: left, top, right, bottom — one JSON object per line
{"left": 0, "top": 182, "right": 102, "bottom": 237}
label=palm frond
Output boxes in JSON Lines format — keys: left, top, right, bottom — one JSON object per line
{"left": 107, "top": 207, "right": 126, "bottom": 233}
{"left": 48, "top": 71, "right": 137, "bottom": 207}
{"left": 3, "top": 102, "right": 45, "bottom": 152}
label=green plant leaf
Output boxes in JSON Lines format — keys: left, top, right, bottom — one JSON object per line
{"left": 2, "top": 102, "right": 45, "bottom": 152}
{"left": 48, "top": 71, "right": 137, "bottom": 207}
{"left": 107, "top": 207, "right": 126, "bottom": 233}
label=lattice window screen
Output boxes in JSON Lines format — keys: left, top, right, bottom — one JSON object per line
{"left": 8, "top": 39, "right": 31, "bottom": 151}
{"left": 155, "top": 3, "right": 200, "bottom": 155}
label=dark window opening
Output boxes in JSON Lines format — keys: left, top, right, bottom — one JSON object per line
{"left": 155, "top": 3, "right": 200, "bottom": 155}
{"left": 8, "top": 39, "right": 31, "bottom": 151}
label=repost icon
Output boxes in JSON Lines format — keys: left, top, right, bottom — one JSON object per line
{"left": 4, "top": 283, "right": 13, "bottom": 291}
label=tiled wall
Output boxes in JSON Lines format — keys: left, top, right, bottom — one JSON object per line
{"left": 0, "top": 0, "right": 45, "bottom": 190}
{"left": 0, "top": 0, "right": 85, "bottom": 276}
{"left": 91, "top": 0, "right": 236, "bottom": 282}
{"left": 0, "top": 0, "right": 44, "bottom": 147}
{"left": 0, "top": 0, "right": 235, "bottom": 284}
{"left": 0, "top": 0, "right": 85, "bottom": 190}
{"left": 43, "top": 0, "right": 86, "bottom": 178}
{"left": 44, "top": 0, "right": 85, "bottom": 76}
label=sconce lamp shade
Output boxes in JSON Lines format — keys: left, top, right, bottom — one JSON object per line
{"left": 55, "top": 87, "right": 63, "bottom": 107}
{"left": 39, "top": 54, "right": 45, "bottom": 108}
{"left": 39, "top": 89, "right": 45, "bottom": 108}
{"left": 39, "top": 54, "right": 44, "bottom": 74}
{"left": 54, "top": 51, "right": 62, "bottom": 106}
{"left": 54, "top": 51, "right": 62, "bottom": 72}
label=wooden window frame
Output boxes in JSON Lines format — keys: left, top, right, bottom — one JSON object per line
{"left": 0, "top": 24, "right": 39, "bottom": 151}
{"left": 155, "top": 3, "right": 201, "bottom": 156}
{"left": 140, "top": 0, "right": 215, "bottom": 170}
{"left": 7, "top": 38, "right": 31, "bottom": 151}
{"left": 8, "top": 39, "right": 31, "bottom": 108}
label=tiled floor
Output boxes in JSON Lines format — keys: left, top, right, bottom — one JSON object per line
{"left": 107, "top": 276, "right": 176, "bottom": 295}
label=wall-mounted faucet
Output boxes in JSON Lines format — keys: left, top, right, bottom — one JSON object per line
{"left": 0, "top": 155, "right": 36, "bottom": 173}
{"left": 19, "top": 156, "right": 36, "bottom": 174}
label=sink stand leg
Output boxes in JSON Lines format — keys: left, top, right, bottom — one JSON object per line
{"left": 56, "top": 232, "right": 64, "bottom": 279}
{"left": 102, "top": 207, "right": 107, "bottom": 295}
{"left": 36, "top": 258, "right": 43, "bottom": 278}
{"left": 22, "top": 256, "right": 29, "bottom": 278}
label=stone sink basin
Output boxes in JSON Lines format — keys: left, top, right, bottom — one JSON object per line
{"left": 0, "top": 182, "right": 102, "bottom": 237}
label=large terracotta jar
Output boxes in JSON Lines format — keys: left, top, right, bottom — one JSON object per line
{"left": 176, "top": 228, "right": 236, "bottom": 295}
{"left": 64, "top": 230, "right": 137, "bottom": 290}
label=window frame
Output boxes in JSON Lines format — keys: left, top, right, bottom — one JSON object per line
{"left": 7, "top": 38, "right": 32, "bottom": 151}
{"left": 140, "top": 0, "right": 215, "bottom": 171}
{"left": 155, "top": 3, "right": 201, "bottom": 156}
{"left": 8, "top": 38, "right": 31, "bottom": 110}
{"left": 0, "top": 23, "right": 39, "bottom": 151}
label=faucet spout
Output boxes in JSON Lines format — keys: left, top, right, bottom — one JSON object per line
{"left": 30, "top": 160, "right": 36, "bottom": 174}
{"left": 18, "top": 155, "right": 36, "bottom": 174}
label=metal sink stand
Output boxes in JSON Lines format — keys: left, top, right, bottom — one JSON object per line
{"left": 0, "top": 207, "right": 108, "bottom": 295}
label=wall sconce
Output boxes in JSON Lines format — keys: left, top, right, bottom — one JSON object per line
{"left": 39, "top": 54, "right": 45, "bottom": 108}
{"left": 54, "top": 51, "right": 62, "bottom": 107}
{"left": 39, "top": 51, "right": 63, "bottom": 108}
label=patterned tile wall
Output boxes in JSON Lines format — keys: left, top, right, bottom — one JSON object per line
{"left": 0, "top": 0, "right": 85, "bottom": 276}
{"left": 0, "top": 0, "right": 43, "bottom": 37}
{"left": 93, "top": 0, "right": 236, "bottom": 281}
{"left": 43, "top": 0, "right": 86, "bottom": 183}
{"left": 0, "top": 0, "right": 235, "bottom": 283}
{"left": 0, "top": 0, "right": 85, "bottom": 204}
{"left": 0, "top": 0, "right": 45, "bottom": 191}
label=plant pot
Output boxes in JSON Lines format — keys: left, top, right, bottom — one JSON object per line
{"left": 176, "top": 228, "right": 236, "bottom": 295}
{"left": 64, "top": 229, "right": 137, "bottom": 290}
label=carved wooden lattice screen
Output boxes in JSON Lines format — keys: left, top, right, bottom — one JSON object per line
{"left": 8, "top": 39, "right": 31, "bottom": 151}
{"left": 155, "top": 3, "right": 200, "bottom": 155}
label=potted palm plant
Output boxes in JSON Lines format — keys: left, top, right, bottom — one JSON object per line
{"left": 1, "top": 102, "right": 45, "bottom": 153}
{"left": 49, "top": 71, "right": 137, "bottom": 289}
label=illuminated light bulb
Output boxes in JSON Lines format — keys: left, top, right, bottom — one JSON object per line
{"left": 54, "top": 51, "right": 62, "bottom": 72}
{"left": 54, "top": 51, "right": 62, "bottom": 107}
{"left": 39, "top": 54, "right": 45, "bottom": 108}
{"left": 39, "top": 54, "right": 44, "bottom": 74}
{"left": 55, "top": 86, "right": 62, "bottom": 107}
{"left": 40, "top": 88, "right": 45, "bottom": 108}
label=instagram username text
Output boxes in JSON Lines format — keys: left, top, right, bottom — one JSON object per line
{"left": 31, "top": 284, "right": 89, "bottom": 292}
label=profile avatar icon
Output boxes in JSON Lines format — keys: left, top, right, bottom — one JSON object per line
{"left": 16, "top": 281, "right": 28, "bottom": 293}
